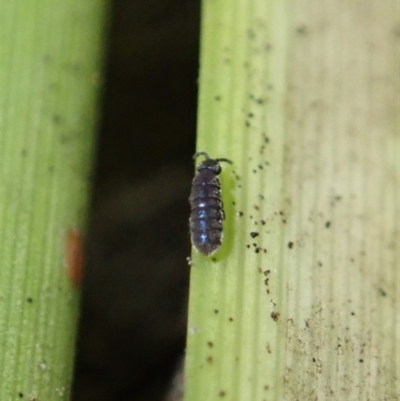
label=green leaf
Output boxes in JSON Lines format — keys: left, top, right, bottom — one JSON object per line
{"left": 185, "top": 0, "right": 400, "bottom": 400}
{"left": 0, "top": 1, "right": 107, "bottom": 399}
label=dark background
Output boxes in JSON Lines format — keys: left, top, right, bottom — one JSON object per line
{"left": 72, "top": 1, "right": 200, "bottom": 400}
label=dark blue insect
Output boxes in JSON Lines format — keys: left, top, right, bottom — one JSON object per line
{"left": 189, "top": 152, "right": 232, "bottom": 255}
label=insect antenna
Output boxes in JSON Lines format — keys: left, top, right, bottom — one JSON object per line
{"left": 193, "top": 152, "right": 233, "bottom": 165}
{"left": 193, "top": 152, "right": 210, "bottom": 161}
{"left": 215, "top": 157, "right": 233, "bottom": 165}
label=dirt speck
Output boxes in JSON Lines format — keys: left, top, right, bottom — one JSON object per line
{"left": 296, "top": 24, "right": 309, "bottom": 35}
{"left": 271, "top": 312, "right": 280, "bottom": 322}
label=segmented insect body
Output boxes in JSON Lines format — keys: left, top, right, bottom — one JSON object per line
{"left": 189, "top": 152, "right": 232, "bottom": 255}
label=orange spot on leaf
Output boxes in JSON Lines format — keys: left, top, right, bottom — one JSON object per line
{"left": 66, "top": 229, "right": 85, "bottom": 286}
